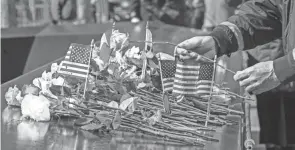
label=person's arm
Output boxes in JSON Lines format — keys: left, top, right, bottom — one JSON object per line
{"left": 210, "top": 0, "right": 282, "bottom": 56}
{"left": 273, "top": 48, "right": 295, "bottom": 83}
{"left": 211, "top": 0, "right": 295, "bottom": 83}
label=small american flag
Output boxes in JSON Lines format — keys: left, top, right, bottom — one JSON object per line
{"left": 58, "top": 43, "right": 91, "bottom": 80}
{"left": 157, "top": 53, "right": 175, "bottom": 92}
{"left": 172, "top": 59, "right": 214, "bottom": 97}
{"left": 158, "top": 58, "right": 176, "bottom": 92}
{"left": 196, "top": 63, "right": 215, "bottom": 96}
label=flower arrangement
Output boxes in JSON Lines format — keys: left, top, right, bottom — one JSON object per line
{"left": 4, "top": 27, "right": 246, "bottom": 146}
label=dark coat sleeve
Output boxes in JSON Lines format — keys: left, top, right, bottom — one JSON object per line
{"left": 210, "top": 0, "right": 295, "bottom": 83}
{"left": 210, "top": 0, "right": 282, "bottom": 56}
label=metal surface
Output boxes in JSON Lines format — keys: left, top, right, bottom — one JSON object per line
{"left": 2, "top": 106, "right": 241, "bottom": 150}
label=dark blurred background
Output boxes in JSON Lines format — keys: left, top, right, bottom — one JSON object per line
{"left": 1, "top": 0, "right": 248, "bottom": 83}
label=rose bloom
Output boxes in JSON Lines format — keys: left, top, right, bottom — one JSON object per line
{"left": 124, "top": 46, "right": 142, "bottom": 68}
{"left": 5, "top": 86, "right": 23, "bottom": 106}
{"left": 110, "top": 30, "right": 129, "bottom": 51}
{"left": 21, "top": 94, "right": 51, "bottom": 121}
{"left": 50, "top": 63, "right": 59, "bottom": 73}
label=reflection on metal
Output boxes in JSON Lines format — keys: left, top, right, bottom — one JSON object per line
{"left": 2, "top": 106, "right": 243, "bottom": 150}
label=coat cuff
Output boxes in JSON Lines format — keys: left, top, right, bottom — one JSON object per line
{"left": 273, "top": 49, "right": 295, "bottom": 83}
{"left": 210, "top": 22, "right": 244, "bottom": 57}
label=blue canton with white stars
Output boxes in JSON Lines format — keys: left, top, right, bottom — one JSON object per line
{"left": 161, "top": 60, "right": 176, "bottom": 79}
{"left": 70, "top": 44, "right": 91, "bottom": 64}
{"left": 199, "top": 63, "right": 214, "bottom": 80}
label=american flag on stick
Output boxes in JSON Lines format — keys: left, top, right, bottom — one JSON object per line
{"left": 157, "top": 52, "right": 176, "bottom": 92}
{"left": 157, "top": 52, "right": 175, "bottom": 114}
{"left": 58, "top": 43, "right": 92, "bottom": 81}
{"left": 172, "top": 58, "right": 215, "bottom": 97}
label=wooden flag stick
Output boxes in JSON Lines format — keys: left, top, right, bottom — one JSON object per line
{"left": 157, "top": 53, "right": 170, "bottom": 113}
{"left": 141, "top": 21, "right": 150, "bottom": 80}
{"left": 83, "top": 39, "right": 95, "bottom": 98}
{"left": 157, "top": 53, "right": 165, "bottom": 95}
{"left": 205, "top": 55, "right": 218, "bottom": 127}
{"left": 112, "top": 22, "right": 116, "bottom": 33}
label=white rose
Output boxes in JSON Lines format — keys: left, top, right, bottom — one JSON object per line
{"left": 16, "top": 92, "right": 24, "bottom": 103}
{"left": 93, "top": 56, "right": 105, "bottom": 71}
{"left": 33, "top": 77, "right": 57, "bottom": 99}
{"left": 32, "top": 78, "right": 42, "bottom": 89}
{"left": 5, "top": 85, "right": 22, "bottom": 106}
{"left": 21, "top": 94, "right": 51, "bottom": 121}
{"left": 50, "top": 63, "right": 59, "bottom": 73}
{"left": 125, "top": 46, "right": 141, "bottom": 59}
{"left": 110, "top": 30, "right": 129, "bottom": 51}
{"left": 41, "top": 71, "right": 52, "bottom": 81}
{"left": 51, "top": 76, "right": 65, "bottom": 86}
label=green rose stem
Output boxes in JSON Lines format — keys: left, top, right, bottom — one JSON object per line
{"left": 120, "top": 119, "right": 201, "bottom": 145}
{"left": 130, "top": 92, "right": 228, "bottom": 126}
{"left": 120, "top": 118, "right": 202, "bottom": 145}
{"left": 121, "top": 121, "right": 205, "bottom": 146}
{"left": 118, "top": 112, "right": 216, "bottom": 142}
{"left": 155, "top": 122, "right": 219, "bottom": 142}
{"left": 54, "top": 100, "right": 217, "bottom": 144}
{"left": 136, "top": 90, "right": 237, "bottom": 116}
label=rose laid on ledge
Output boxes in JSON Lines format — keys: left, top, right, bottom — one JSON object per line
{"left": 21, "top": 94, "right": 51, "bottom": 121}
{"left": 5, "top": 86, "right": 23, "bottom": 106}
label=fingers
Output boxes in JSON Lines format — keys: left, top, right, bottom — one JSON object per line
{"left": 245, "top": 82, "right": 260, "bottom": 94}
{"left": 174, "top": 47, "right": 189, "bottom": 56}
{"left": 175, "top": 47, "right": 204, "bottom": 61}
{"left": 178, "top": 36, "right": 203, "bottom": 50}
{"left": 233, "top": 67, "right": 253, "bottom": 82}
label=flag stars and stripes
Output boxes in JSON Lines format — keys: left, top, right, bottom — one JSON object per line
{"left": 58, "top": 43, "right": 91, "bottom": 80}
{"left": 199, "top": 63, "right": 214, "bottom": 80}
{"left": 159, "top": 60, "right": 176, "bottom": 92}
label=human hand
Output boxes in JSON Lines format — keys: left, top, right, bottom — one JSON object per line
{"left": 174, "top": 36, "right": 216, "bottom": 61}
{"left": 234, "top": 61, "right": 281, "bottom": 94}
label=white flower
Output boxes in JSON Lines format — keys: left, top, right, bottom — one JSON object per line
{"left": 125, "top": 46, "right": 141, "bottom": 59}
{"left": 124, "top": 46, "right": 143, "bottom": 68}
{"left": 51, "top": 76, "right": 66, "bottom": 86}
{"left": 115, "top": 50, "right": 128, "bottom": 69}
{"left": 93, "top": 56, "right": 105, "bottom": 71}
{"left": 121, "top": 65, "right": 137, "bottom": 78}
{"left": 17, "top": 121, "right": 49, "bottom": 141}
{"left": 110, "top": 30, "right": 129, "bottom": 51}
{"left": 41, "top": 71, "right": 52, "bottom": 81}
{"left": 92, "top": 48, "right": 99, "bottom": 59}
{"left": 33, "top": 76, "right": 58, "bottom": 99}
{"left": 21, "top": 94, "right": 51, "bottom": 121}
{"left": 5, "top": 86, "right": 22, "bottom": 106}
{"left": 50, "top": 63, "right": 59, "bottom": 73}
{"left": 16, "top": 92, "right": 24, "bottom": 103}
